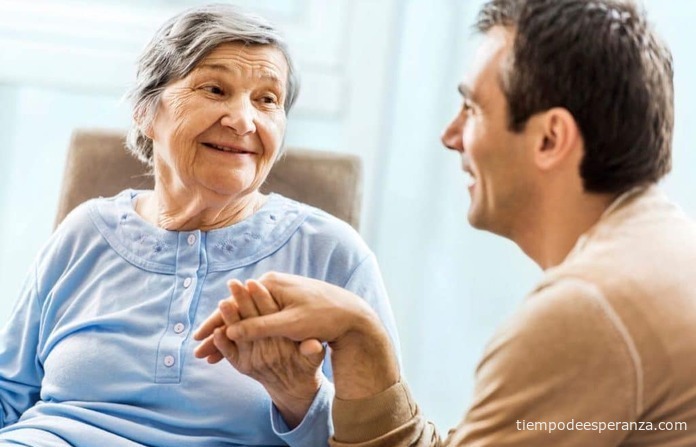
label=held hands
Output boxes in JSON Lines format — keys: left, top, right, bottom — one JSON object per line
{"left": 193, "top": 278, "right": 324, "bottom": 428}
{"left": 195, "top": 272, "right": 400, "bottom": 401}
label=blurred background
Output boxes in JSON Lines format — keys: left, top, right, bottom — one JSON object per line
{"left": 1, "top": 0, "right": 695, "bottom": 431}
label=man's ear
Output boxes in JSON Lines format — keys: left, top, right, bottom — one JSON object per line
{"left": 529, "top": 107, "right": 582, "bottom": 171}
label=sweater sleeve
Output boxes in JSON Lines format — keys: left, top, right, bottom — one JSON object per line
{"left": 0, "top": 266, "right": 44, "bottom": 428}
{"left": 331, "top": 380, "right": 440, "bottom": 447}
{"left": 329, "top": 278, "right": 639, "bottom": 446}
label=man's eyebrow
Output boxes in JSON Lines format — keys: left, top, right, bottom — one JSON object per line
{"left": 458, "top": 83, "right": 474, "bottom": 100}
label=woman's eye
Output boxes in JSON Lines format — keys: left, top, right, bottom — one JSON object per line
{"left": 260, "top": 95, "right": 278, "bottom": 105}
{"left": 203, "top": 85, "right": 224, "bottom": 95}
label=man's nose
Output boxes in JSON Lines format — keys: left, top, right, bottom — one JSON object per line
{"left": 220, "top": 97, "right": 256, "bottom": 136}
{"left": 441, "top": 113, "right": 464, "bottom": 152}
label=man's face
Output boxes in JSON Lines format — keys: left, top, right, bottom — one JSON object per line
{"left": 441, "top": 27, "right": 538, "bottom": 238}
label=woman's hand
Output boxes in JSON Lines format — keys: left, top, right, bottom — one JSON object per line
{"left": 194, "top": 279, "right": 324, "bottom": 428}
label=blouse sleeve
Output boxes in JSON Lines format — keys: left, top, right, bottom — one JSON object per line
{"left": 0, "top": 266, "right": 44, "bottom": 428}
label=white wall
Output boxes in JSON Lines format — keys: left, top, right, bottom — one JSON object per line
{"left": 1, "top": 0, "right": 696, "bottom": 433}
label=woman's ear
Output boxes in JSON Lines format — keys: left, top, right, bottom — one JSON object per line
{"left": 530, "top": 107, "right": 583, "bottom": 171}
{"left": 134, "top": 105, "right": 155, "bottom": 139}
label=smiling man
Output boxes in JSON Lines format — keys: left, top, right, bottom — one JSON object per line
{"left": 196, "top": 0, "right": 696, "bottom": 445}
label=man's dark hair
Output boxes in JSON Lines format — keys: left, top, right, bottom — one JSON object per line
{"left": 476, "top": 0, "right": 674, "bottom": 194}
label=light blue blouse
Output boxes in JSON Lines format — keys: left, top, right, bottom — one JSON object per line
{"left": 0, "top": 190, "right": 400, "bottom": 447}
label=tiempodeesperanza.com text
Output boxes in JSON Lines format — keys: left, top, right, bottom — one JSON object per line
{"left": 516, "top": 419, "right": 687, "bottom": 434}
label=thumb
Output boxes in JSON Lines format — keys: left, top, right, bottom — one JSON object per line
{"left": 225, "top": 312, "right": 296, "bottom": 341}
{"left": 299, "top": 338, "right": 324, "bottom": 357}
{"left": 300, "top": 339, "right": 325, "bottom": 366}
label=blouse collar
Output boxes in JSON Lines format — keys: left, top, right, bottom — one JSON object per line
{"left": 88, "top": 189, "right": 309, "bottom": 273}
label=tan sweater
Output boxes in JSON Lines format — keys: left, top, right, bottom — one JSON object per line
{"left": 331, "top": 186, "right": 696, "bottom": 446}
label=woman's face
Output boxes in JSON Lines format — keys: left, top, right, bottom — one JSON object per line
{"left": 147, "top": 42, "right": 288, "bottom": 203}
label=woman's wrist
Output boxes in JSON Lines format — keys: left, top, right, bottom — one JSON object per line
{"left": 265, "top": 376, "right": 322, "bottom": 429}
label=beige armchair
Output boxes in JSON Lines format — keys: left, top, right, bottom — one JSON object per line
{"left": 54, "top": 129, "right": 363, "bottom": 230}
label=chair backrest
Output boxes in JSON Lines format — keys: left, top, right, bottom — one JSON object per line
{"left": 54, "top": 129, "right": 363, "bottom": 230}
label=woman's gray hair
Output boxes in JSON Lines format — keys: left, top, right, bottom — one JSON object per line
{"left": 125, "top": 4, "right": 299, "bottom": 166}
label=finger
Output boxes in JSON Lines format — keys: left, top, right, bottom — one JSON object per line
{"left": 299, "top": 339, "right": 324, "bottom": 357}
{"left": 257, "top": 272, "right": 293, "bottom": 306}
{"left": 194, "top": 334, "right": 232, "bottom": 364}
{"left": 213, "top": 326, "right": 239, "bottom": 365}
{"left": 193, "top": 308, "right": 224, "bottom": 340}
{"left": 219, "top": 298, "right": 241, "bottom": 327}
{"left": 246, "top": 279, "right": 279, "bottom": 316}
{"left": 193, "top": 334, "right": 220, "bottom": 359}
{"left": 217, "top": 299, "right": 254, "bottom": 361}
{"left": 225, "top": 281, "right": 256, "bottom": 357}
{"left": 300, "top": 340, "right": 326, "bottom": 368}
{"left": 226, "top": 310, "right": 305, "bottom": 342}
{"left": 206, "top": 351, "right": 224, "bottom": 364}
{"left": 229, "top": 279, "right": 260, "bottom": 319}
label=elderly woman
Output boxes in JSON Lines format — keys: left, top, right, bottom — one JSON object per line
{"left": 0, "top": 5, "right": 399, "bottom": 447}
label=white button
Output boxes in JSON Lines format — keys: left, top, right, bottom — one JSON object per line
{"left": 183, "top": 277, "right": 192, "bottom": 288}
{"left": 187, "top": 234, "right": 196, "bottom": 245}
{"left": 174, "top": 322, "right": 185, "bottom": 334}
{"left": 163, "top": 355, "right": 175, "bottom": 367}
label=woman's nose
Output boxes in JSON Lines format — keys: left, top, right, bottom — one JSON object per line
{"left": 220, "top": 98, "right": 256, "bottom": 136}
